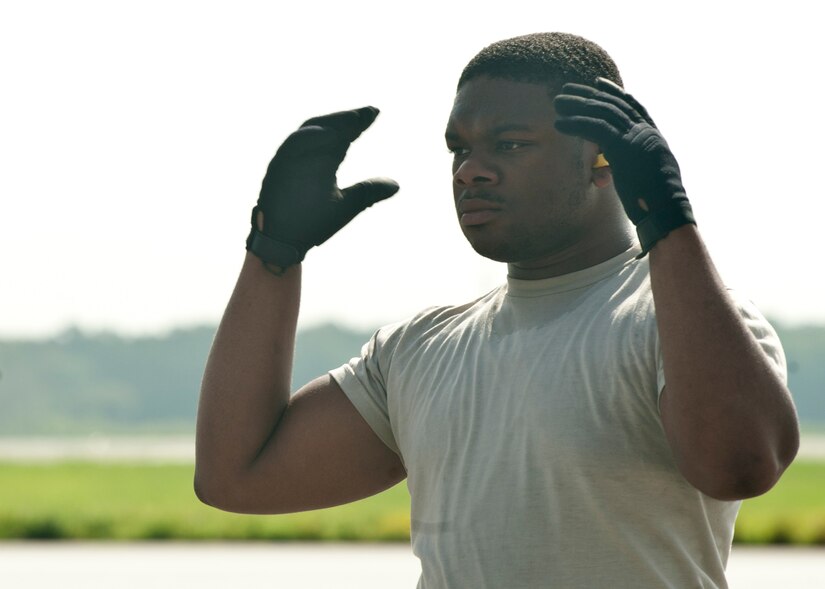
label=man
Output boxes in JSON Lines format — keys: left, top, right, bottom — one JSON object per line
{"left": 195, "top": 33, "right": 799, "bottom": 587}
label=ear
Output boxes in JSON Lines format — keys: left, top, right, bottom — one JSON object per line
{"left": 592, "top": 165, "right": 613, "bottom": 188}
{"left": 590, "top": 150, "right": 613, "bottom": 189}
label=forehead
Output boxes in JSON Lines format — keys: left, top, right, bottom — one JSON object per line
{"left": 446, "top": 76, "right": 557, "bottom": 134}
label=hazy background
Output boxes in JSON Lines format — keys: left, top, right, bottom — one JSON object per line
{"left": 1, "top": 5, "right": 823, "bottom": 583}
{"left": 2, "top": 0, "right": 823, "bottom": 339}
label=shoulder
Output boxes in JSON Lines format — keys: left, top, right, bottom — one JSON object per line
{"left": 381, "top": 286, "right": 505, "bottom": 337}
{"left": 333, "top": 286, "right": 506, "bottom": 399}
{"left": 369, "top": 286, "right": 506, "bottom": 355}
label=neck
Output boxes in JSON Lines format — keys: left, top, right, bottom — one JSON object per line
{"left": 507, "top": 223, "right": 636, "bottom": 280}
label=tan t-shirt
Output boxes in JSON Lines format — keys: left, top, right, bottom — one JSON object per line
{"left": 331, "top": 246, "right": 786, "bottom": 589}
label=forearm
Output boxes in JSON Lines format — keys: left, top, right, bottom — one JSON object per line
{"left": 651, "top": 225, "right": 799, "bottom": 499}
{"left": 194, "top": 253, "right": 301, "bottom": 503}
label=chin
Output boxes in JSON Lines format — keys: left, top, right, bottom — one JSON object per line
{"left": 466, "top": 236, "right": 523, "bottom": 263}
{"left": 465, "top": 227, "right": 572, "bottom": 265}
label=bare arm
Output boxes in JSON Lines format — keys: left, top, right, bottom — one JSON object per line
{"left": 194, "top": 253, "right": 298, "bottom": 510}
{"left": 194, "top": 255, "right": 404, "bottom": 514}
{"left": 652, "top": 225, "right": 799, "bottom": 500}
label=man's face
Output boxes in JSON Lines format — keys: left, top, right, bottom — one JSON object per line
{"left": 445, "top": 76, "right": 601, "bottom": 265}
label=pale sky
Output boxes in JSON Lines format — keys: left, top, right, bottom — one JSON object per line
{"left": 1, "top": 1, "right": 822, "bottom": 338}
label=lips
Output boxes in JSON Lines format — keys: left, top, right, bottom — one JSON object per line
{"left": 458, "top": 197, "right": 503, "bottom": 227}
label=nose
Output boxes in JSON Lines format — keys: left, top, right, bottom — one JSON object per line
{"left": 453, "top": 154, "right": 499, "bottom": 187}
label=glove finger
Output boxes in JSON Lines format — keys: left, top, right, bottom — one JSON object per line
{"left": 557, "top": 83, "right": 646, "bottom": 126}
{"left": 592, "top": 78, "right": 657, "bottom": 128}
{"left": 310, "top": 178, "right": 399, "bottom": 247}
{"left": 554, "top": 94, "right": 636, "bottom": 132}
{"left": 277, "top": 107, "right": 380, "bottom": 169}
{"left": 301, "top": 106, "right": 379, "bottom": 144}
{"left": 554, "top": 115, "right": 623, "bottom": 148}
{"left": 339, "top": 177, "right": 400, "bottom": 214}
{"left": 273, "top": 126, "right": 341, "bottom": 159}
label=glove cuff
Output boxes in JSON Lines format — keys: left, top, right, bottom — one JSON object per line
{"left": 246, "top": 228, "right": 306, "bottom": 269}
{"left": 635, "top": 201, "right": 696, "bottom": 257}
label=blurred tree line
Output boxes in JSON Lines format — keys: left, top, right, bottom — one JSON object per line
{"left": 0, "top": 324, "right": 371, "bottom": 435}
{"left": 0, "top": 322, "right": 821, "bottom": 435}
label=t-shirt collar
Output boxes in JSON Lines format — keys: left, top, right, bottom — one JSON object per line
{"left": 506, "top": 245, "right": 642, "bottom": 297}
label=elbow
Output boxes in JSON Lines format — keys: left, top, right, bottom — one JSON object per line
{"left": 193, "top": 464, "right": 269, "bottom": 514}
{"left": 699, "top": 467, "right": 779, "bottom": 501}
{"left": 668, "top": 400, "right": 801, "bottom": 501}
{"left": 727, "top": 421, "right": 803, "bottom": 499}
{"left": 193, "top": 466, "right": 241, "bottom": 512}
{"left": 193, "top": 467, "right": 221, "bottom": 509}
{"left": 688, "top": 441, "right": 799, "bottom": 501}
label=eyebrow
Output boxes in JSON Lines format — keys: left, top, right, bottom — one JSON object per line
{"left": 445, "top": 123, "right": 537, "bottom": 142}
{"left": 490, "top": 123, "right": 535, "bottom": 134}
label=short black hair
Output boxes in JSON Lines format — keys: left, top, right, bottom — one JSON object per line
{"left": 458, "top": 32, "right": 623, "bottom": 93}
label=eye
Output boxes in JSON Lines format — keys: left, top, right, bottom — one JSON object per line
{"left": 497, "top": 141, "right": 525, "bottom": 152}
{"left": 447, "top": 145, "right": 469, "bottom": 157}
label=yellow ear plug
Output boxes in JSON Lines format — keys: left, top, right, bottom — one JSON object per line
{"left": 593, "top": 153, "right": 610, "bottom": 168}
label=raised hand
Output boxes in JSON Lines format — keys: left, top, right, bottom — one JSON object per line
{"left": 246, "top": 106, "right": 399, "bottom": 271}
{"left": 554, "top": 78, "right": 694, "bottom": 255}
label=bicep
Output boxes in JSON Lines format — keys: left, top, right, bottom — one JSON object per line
{"left": 229, "top": 374, "right": 406, "bottom": 514}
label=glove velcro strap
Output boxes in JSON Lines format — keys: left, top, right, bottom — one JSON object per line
{"left": 246, "top": 229, "right": 306, "bottom": 268}
{"left": 635, "top": 201, "right": 696, "bottom": 257}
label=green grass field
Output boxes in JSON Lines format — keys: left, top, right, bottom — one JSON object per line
{"left": 735, "top": 459, "right": 825, "bottom": 544}
{"left": 1, "top": 459, "right": 823, "bottom": 543}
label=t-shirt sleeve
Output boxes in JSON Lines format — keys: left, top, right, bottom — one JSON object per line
{"left": 329, "top": 327, "right": 402, "bottom": 458}
{"left": 656, "top": 288, "right": 788, "bottom": 395}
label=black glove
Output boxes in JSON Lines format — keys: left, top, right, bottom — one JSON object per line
{"left": 553, "top": 78, "right": 695, "bottom": 255}
{"left": 246, "top": 106, "right": 399, "bottom": 271}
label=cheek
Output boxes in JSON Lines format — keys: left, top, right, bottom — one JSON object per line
{"left": 519, "top": 160, "right": 565, "bottom": 198}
